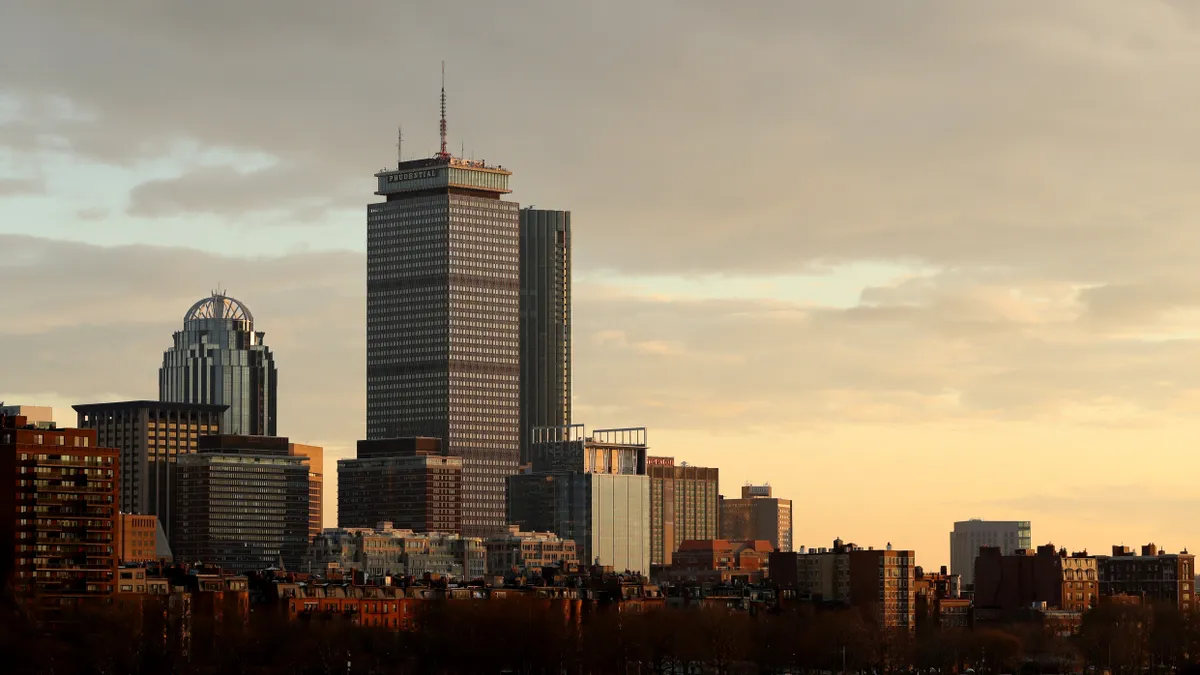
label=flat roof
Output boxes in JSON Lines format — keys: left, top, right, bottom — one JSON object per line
{"left": 74, "top": 400, "right": 229, "bottom": 413}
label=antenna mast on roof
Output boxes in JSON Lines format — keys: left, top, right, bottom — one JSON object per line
{"left": 437, "top": 61, "right": 450, "bottom": 159}
{"left": 396, "top": 125, "right": 403, "bottom": 167}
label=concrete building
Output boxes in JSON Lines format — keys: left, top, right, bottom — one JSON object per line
{"left": 160, "top": 292, "right": 277, "bottom": 436}
{"left": 974, "top": 544, "right": 1097, "bottom": 614}
{"left": 74, "top": 400, "right": 225, "bottom": 541}
{"left": 769, "top": 539, "right": 917, "bottom": 631}
{"left": 367, "top": 121, "right": 521, "bottom": 536}
{"left": 509, "top": 425, "right": 651, "bottom": 573}
{"left": 307, "top": 524, "right": 486, "bottom": 580}
{"left": 1098, "top": 544, "right": 1195, "bottom": 611}
{"left": 173, "top": 435, "right": 309, "bottom": 573}
{"left": 338, "top": 437, "right": 462, "bottom": 533}
{"left": 0, "top": 404, "right": 54, "bottom": 427}
{"left": 1, "top": 413, "right": 120, "bottom": 607}
{"left": 518, "top": 208, "right": 571, "bottom": 467}
{"left": 950, "top": 519, "right": 1032, "bottom": 587}
{"left": 288, "top": 443, "right": 324, "bottom": 540}
{"left": 647, "top": 456, "right": 719, "bottom": 566}
{"left": 485, "top": 525, "right": 579, "bottom": 575}
{"left": 720, "top": 484, "right": 792, "bottom": 552}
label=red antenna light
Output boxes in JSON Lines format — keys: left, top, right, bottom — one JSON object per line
{"left": 437, "top": 61, "right": 450, "bottom": 158}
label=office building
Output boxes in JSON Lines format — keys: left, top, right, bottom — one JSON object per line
{"left": 1098, "top": 544, "right": 1194, "bottom": 611}
{"left": 74, "top": 400, "right": 225, "bottom": 541}
{"left": 338, "top": 437, "right": 462, "bottom": 533}
{"left": 647, "top": 456, "right": 719, "bottom": 565}
{"left": 308, "top": 524, "right": 485, "bottom": 580}
{"left": 1, "top": 413, "right": 119, "bottom": 606}
{"left": 949, "top": 519, "right": 1032, "bottom": 587}
{"left": 720, "top": 484, "right": 792, "bottom": 552}
{"left": 769, "top": 539, "right": 916, "bottom": 631}
{"left": 974, "top": 544, "right": 1097, "bottom": 614}
{"left": 509, "top": 425, "right": 651, "bottom": 573}
{"left": 367, "top": 125, "right": 521, "bottom": 537}
{"left": 160, "top": 292, "right": 278, "bottom": 436}
{"left": 518, "top": 208, "right": 571, "bottom": 466}
{"left": 0, "top": 404, "right": 54, "bottom": 427}
{"left": 288, "top": 443, "right": 324, "bottom": 541}
{"left": 119, "top": 513, "right": 171, "bottom": 563}
{"left": 173, "top": 435, "right": 309, "bottom": 573}
{"left": 485, "top": 525, "right": 579, "bottom": 575}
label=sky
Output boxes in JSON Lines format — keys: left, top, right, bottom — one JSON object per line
{"left": 4, "top": 0, "right": 1200, "bottom": 568}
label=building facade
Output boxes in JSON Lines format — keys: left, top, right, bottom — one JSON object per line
{"left": 509, "top": 426, "right": 651, "bottom": 574}
{"left": 0, "top": 405, "right": 54, "bottom": 427}
{"left": 1, "top": 414, "right": 119, "bottom": 607}
{"left": 518, "top": 208, "right": 571, "bottom": 467}
{"left": 720, "top": 484, "right": 792, "bottom": 552}
{"left": 647, "top": 456, "right": 719, "bottom": 566}
{"left": 666, "top": 539, "right": 772, "bottom": 583}
{"left": 338, "top": 437, "right": 463, "bottom": 533}
{"left": 74, "top": 400, "right": 225, "bottom": 542}
{"left": 950, "top": 519, "right": 1032, "bottom": 587}
{"left": 974, "top": 544, "right": 1097, "bottom": 614}
{"left": 119, "top": 513, "right": 161, "bottom": 563}
{"left": 1098, "top": 544, "right": 1195, "bottom": 611}
{"left": 288, "top": 443, "right": 324, "bottom": 541}
{"left": 308, "top": 524, "right": 486, "bottom": 580}
{"left": 173, "top": 435, "right": 309, "bottom": 573}
{"left": 367, "top": 154, "right": 521, "bottom": 537}
{"left": 485, "top": 525, "right": 579, "bottom": 575}
{"left": 160, "top": 293, "right": 277, "bottom": 436}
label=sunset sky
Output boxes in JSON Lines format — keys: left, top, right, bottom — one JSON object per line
{"left": 5, "top": 1, "right": 1200, "bottom": 567}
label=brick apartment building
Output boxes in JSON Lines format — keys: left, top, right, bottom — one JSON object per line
{"left": 974, "top": 544, "right": 1098, "bottom": 614}
{"left": 339, "top": 437, "right": 462, "bottom": 533}
{"left": 1098, "top": 544, "right": 1194, "bottom": 611}
{"left": 1, "top": 413, "right": 120, "bottom": 609}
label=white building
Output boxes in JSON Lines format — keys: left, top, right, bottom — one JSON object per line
{"left": 307, "top": 523, "right": 486, "bottom": 581}
{"left": 950, "top": 519, "right": 1032, "bottom": 586}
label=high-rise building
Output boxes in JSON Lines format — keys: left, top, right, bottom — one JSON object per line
{"left": 720, "top": 484, "right": 793, "bottom": 552}
{"left": 1, "top": 413, "right": 119, "bottom": 608}
{"left": 509, "top": 425, "right": 651, "bottom": 573}
{"left": 647, "top": 456, "right": 719, "bottom": 566}
{"left": 160, "top": 292, "right": 278, "bottom": 436}
{"left": 288, "top": 443, "right": 324, "bottom": 541}
{"left": 367, "top": 128, "right": 520, "bottom": 536}
{"left": 949, "top": 519, "right": 1032, "bottom": 587}
{"left": 173, "top": 434, "right": 309, "bottom": 573}
{"left": 518, "top": 208, "right": 571, "bottom": 466}
{"left": 338, "top": 437, "right": 463, "bottom": 533}
{"left": 74, "top": 400, "right": 225, "bottom": 542}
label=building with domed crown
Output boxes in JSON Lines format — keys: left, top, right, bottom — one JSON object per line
{"left": 160, "top": 292, "right": 277, "bottom": 436}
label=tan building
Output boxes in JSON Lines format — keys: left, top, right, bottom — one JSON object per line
{"left": 486, "top": 525, "right": 579, "bottom": 574}
{"left": 720, "top": 484, "right": 792, "bottom": 552}
{"left": 74, "top": 400, "right": 225, "bottom": 543}
{"left": 119, "top": 513, "right": 161, "bottom": 563}
{"left": 647, "top": 456, "right": 719, "bottom": 566}
{"left": 0, "top": 405, "right": 54, "bottom": 427}
{"left": 288, "top": 443, "right": 324, "bottom": 540}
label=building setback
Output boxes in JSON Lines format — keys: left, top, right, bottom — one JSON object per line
{"left": 949, "top": 519, "right": 1032, "bottom": 588}
{"left": 509, "top": 425, "right": 651, "bottom": 573}
{"left": 720, "top": 484, "right": 793, "bottom": 552}
{"left": 518, "top": 208, "right": 571, "bottom": 467}
{"left": 1, "top": 414, "right": 119, "bottom": 609}
{"left": 173, "top": 434, "right": 309, "bottom": 573}
{"left": 338, "top": 437, "right": 462, "bottom": 533}
{"left": 647, "top": 456, "right": 719, "bottom": 566}
{"left": 288, "top": 443, "right": 324, "bottom": 541}
{"left": 74, "top": 400, "right": 226, "bottom": 543}
{"left": 367, "top": 150, "right": 520, "bottom": 537}
{"left": 160, "top": 293, "right": 277, "bottom": 436}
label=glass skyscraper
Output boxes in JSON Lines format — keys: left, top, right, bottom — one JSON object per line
{"left": 159, "top": 293, "right": 277, "bottom": 436}
{"left": 367, "top": 155, "right": 520, "bottom": 537}
{"left": 518, "top": 208, "right": 571, "bottom": 466}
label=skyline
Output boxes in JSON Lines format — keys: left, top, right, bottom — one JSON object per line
{"left": 6, "top": 1, "right": 1200, "bottom": 566}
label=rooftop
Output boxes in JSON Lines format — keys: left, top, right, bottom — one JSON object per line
{"left": 184, "top": 292, "right": 254, "bottom": 324}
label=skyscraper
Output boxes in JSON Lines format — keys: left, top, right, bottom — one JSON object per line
{"left": 518, "top": 208, "right": 571, "bottom": 466}
{"left": 647, "top": 456, "right": 719, "bottom": 566}
{"left": 160, "top": 293, "right": 277, "bottom": 436}
{"left": 366, "top": 80, "right": 520, "bottom": 537}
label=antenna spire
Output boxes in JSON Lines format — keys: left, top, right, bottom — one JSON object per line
{"left": 437, "top": 61, "right": 450, "bottom": 158}
{"left": 396, "top": 125, "right": 403, "bottom": 167}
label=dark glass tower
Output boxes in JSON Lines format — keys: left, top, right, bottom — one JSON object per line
{"left": 518, "top": 208, "right": 571, "bottom": 466}
{"left": 159, "top": 293, "right": 277, "bottom": 436}
{"left": 367, "top": 155, "right": 520, "bottom": 537}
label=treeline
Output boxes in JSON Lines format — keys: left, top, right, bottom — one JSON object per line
{"left": 4, "top": 597, "right": 1200, "bottom": 674}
